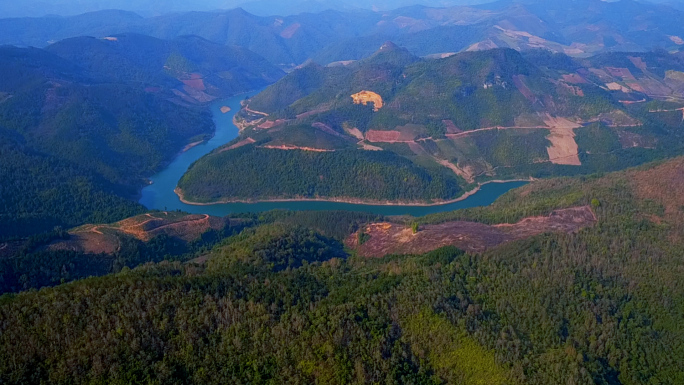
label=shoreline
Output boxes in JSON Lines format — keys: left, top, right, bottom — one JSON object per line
{"left": 174, "top": 179, "right": 534, "bottom": 208}
{"left": 182, "top": 140, "right": 204, "bottom": 152}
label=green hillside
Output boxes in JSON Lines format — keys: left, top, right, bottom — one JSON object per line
{"left": 189, "top": 47, "right": 684, "bottom": 204}
{"left": 45, "top": 34, "right": 284, "bottom": 97}
{"left": 0, "top": 39, "right": 280, "bottom": 237}
{"left": 178, "top": 145, "right": 462, "bottom": 203}
{"left": 3, "top": 158, "right": 684, "bottom": 383}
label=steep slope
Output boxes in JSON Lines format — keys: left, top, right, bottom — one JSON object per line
{"left": 0, "top": 39, "right": 280, "bottom": 238}
{"left": 182, "top": 47, "right": 684, "bottom": 204}
{"left": 45, "top": 34, "right": 284, "bottom": 100}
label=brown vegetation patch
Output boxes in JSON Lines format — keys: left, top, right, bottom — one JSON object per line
{"left": 49, "top": 213, "right": 227, "bottom": 255}
{"left": 606, "top": 67, "right": 636, "bottom": 81}
{"left": 435, "top": 158, "right": 475, "bottom": 183}
{"left": 366, "top": 130, "right": 402, "bottom": 142}
{"left": 466, "top": 39, "right": 498, "bottom": 52}
{"left": 562, "top": 74, "right": 587, "bottom": 84}
{"left": 222, "top": 137, "right": 256, "bottom": 152}
{"left": 348, "top": 206, "right": 597, "bottom": 257}
{"left": 296, "top": 106, "right": 331, "bottom": 119}
{"left": 312, "top": 122, "right": 346, "bottom": 138}
{"left": 669, "top": 36, "right": 684, "bottom": 45}
{"left": 182, "top": 78, "right": 206, "bottom": 91}
{"left": 260, "top": 145, "right": 335, "bottom": 152}
{"left": 443, "top": 120, "right": 462, "bottom": 134}
{"left": 407, "top": 142, "right": 429, "bottom": 156}
{"left": 629, "top": 157, "right": 684, "bottom": 215}
{"left": 617, "top": 130, "right": 656, "bottom": 149}
{"left": 280, "top": 23, "right": 301, "bottom": 39}
{"left": 183, "top": 141, "right": 203, "bottom": 152}
{"left": 628, "top": 56, "right": 648, "bottom": 71}
{"left": 0, "top": 241, "right": 24, "bottom": 259}
{"left": 257, "top": 119, "right": 287, "bottom": 129}
{"left": 513, "top": 75, "right": 537, "bottom": 104}
{"left": 182, "top": 86, "right": 215, "bottom": 103}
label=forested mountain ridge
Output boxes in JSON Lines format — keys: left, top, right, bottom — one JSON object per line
{"left": 0, "top": 38, "right": 281, "bottom": 238}
{"left": 2, "top": 157, "right": 684, "bottom": 383}
{"left": 45, "top": 34, "right": 284, "bottom": 100}
{"left": 181, "top": 47, "right": 684, "bottom": 204}
{"left": 2, "top": 0, "right": 684, "bottom": 67}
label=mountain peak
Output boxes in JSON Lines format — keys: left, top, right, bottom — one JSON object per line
{"left": 379, "top": 41, "right": 400, "bottom": 51}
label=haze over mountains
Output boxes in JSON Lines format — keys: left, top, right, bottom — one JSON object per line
{"left": 2, "top": 0, "right": 684, "bottom": 69}
{"left": 1, "top": 0, "right": 496, "bottom": 18}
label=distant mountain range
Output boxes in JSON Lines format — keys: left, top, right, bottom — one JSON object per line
{"left": 0, "top": 0, "right": 497, "bottom": 18}
{"left": 2, "top": 0, "right": 684, "bottom": 69}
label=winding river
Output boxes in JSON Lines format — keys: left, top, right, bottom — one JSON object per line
{"left": 139, "top": 94, "right": 528, "bottom": 216}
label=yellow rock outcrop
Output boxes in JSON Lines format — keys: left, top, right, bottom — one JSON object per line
{"left": 351, "top": 91, "right": 383, "bottom": 111}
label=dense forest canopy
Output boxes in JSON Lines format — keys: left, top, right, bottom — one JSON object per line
{"left": 2, "top": 158, "right": 684, "bottom": 384}
{"left": 178, "top": 145, "right": 463, "bottom": 203}
{"left": 0, "top": 37, "right": 280, "bottom": 237}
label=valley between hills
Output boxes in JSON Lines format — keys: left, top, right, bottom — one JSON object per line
{"left": 3, "top": 1, "right": 684, "bottom": 383}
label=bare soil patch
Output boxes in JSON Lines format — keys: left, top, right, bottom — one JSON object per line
{"left": 220, "top": 106, "right": 231, "bottom": 114}
{"left": 49, "top": 213, "right": 227, "bottom": 254}
{"left": 280, "top": 23, "right": 301, "bottom": 39}
{"left": 182, "top": 78, "right": 206, "bottom": 91}
{"left": 258, "top": 119, "right": 287, "bottom": 129}
{"left": 366, "top": 130, "right": 402, "bottom": 142}
{"left": 345, "top": 126, "right": 365, "bottom": 141}
{"left": 543, "top": 115, "right": 581, "bottom": 166}
{"left": 351, "top": 91, "right": 384, "bottom": 111}
{"left": 183, "top": 141, "right": 203, "bottom": 152}
{"left": 348, "top": 206, "right": 597, "bottom": 257}
{"left": 260, "top": 145, "right": 335, "bottom": 152}
{"left": 222, "top": 137, "right": 256, "bottom": 152}
{"left": 359, "top": 142, "right": 384, "bottom": 151}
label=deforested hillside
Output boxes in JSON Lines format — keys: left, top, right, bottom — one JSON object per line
{"left": 182, "top": 47, "right": 684, "bottom": 204}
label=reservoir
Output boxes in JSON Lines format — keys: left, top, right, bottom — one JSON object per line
{"left": 139, "top": 94, "right": 528, "bottom": 216}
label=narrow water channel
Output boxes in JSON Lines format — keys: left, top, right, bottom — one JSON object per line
{"left": 139, "top": 94, "right": 527, "bottom": 216}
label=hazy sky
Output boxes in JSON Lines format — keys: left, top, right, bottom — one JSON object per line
{"left": 1, "top": 0, "right": 683, "bottom": 18}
